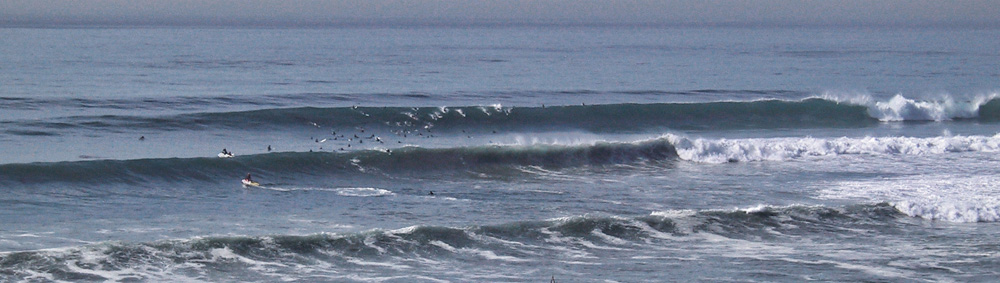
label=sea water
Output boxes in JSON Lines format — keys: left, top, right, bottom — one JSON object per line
{"left": 2, "top": 26, "right": 1000, "bottom": 282}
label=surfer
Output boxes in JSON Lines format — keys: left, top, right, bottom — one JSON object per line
{"left": 218, "top": 148, "right": 235, "bottom": 158}
{"left": 241, "top": 173, "right": 260, "bottom": 187}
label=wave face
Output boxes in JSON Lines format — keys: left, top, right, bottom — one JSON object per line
{"left": 0, "top": 204, "right": 915, "bottom": 282}
{"left": 6, "top": 133, "right": 1000, "bottom": 186}
{"left": 0, "top": 139, "right": 679, "bottom": 186}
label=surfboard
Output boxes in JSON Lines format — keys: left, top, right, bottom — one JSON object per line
{"left": 241, "top": 179, "right": 260, "bottom": 187}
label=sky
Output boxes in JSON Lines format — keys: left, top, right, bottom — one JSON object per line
{"left": 1, "top": 0, "right": 998, "bottom": 27}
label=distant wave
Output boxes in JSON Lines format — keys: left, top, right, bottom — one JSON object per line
{"left": 5, "top": 134, "right": 1000, "bottom": 185}
{"left": 0, "top": 89, "right": 804, "bottom": 113}
{"left": 8, "top": 94, "right": 1000, "bottom": 137}
{"left": 0, "top": 204, "right": 905, "bottom": 282}
{"left": 4, "top": 99, "right": 873, "bottom": 135}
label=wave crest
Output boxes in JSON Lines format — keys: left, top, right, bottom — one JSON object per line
{"left": 824, "top": 91, "right": 1000, "bottom": 122}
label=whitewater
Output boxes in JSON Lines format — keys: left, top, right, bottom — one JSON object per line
{"left": 2, "top": 26, "right": 1000, "bottom": 282}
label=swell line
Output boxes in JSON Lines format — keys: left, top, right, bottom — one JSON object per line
{"left": 5, "top": 133, "right": 1000, "bottom": 185}
{"left": 4, "top": 98, "right": 880, "bottom": 137}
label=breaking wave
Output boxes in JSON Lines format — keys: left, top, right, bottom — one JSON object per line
{"left": 0, "top": 204, "right": 905, "bottom": 282}
{"left": 666, "top": 133, "right": 1000, "bottom": 163}
{"left": 5, "top": 133, "right": 1000, "bottom": 185}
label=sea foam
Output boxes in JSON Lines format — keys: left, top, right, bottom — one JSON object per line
{"left": 821, "top": 175, "right": 1000, "bottom": 222}
{"left": 823, "top": 91, "right": 999, "bottom": 121}
{"left": 665, "top": 133, "right": 1000, "bottom": 164}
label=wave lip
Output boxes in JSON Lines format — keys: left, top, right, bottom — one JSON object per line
{"left": 871, "top": 94, "right": 981, "bottom": 121}
{"left": 824, "top": 92, "right": 1000, "bottom": 122}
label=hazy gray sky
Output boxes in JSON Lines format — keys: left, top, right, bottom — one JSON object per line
{"left": 2, "top": 0, "right": 997, "bottom": 27}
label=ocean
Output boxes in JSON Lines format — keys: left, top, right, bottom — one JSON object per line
{"left": 2, "top": 25, "right": 999, "bottom": 282}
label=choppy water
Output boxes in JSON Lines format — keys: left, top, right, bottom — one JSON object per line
{"left": 2, "top": 26, "right": 1000, "bottom": 282}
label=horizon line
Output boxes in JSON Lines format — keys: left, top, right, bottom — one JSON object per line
{"left": 3, "top": 19, "right": 998, "bottom": 29}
